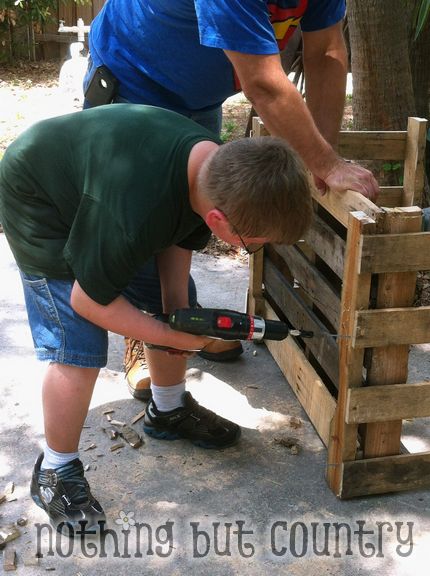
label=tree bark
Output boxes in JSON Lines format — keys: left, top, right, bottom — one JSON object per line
{"left": 347, "top": 0, "right": 416, "bottom": 130}
{"left": 410, "top": 13, "right": 430, "bottom": 119}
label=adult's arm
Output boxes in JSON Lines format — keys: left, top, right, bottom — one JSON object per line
{"left": 224, "top": 49, "right": 379, "bottom": 201}
{"left": 302, "top": 21, "right": 348, "bottom": 148}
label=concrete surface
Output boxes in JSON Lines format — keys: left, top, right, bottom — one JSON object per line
{"left": 1, "top": 233, "right": 430, "bottom": 576}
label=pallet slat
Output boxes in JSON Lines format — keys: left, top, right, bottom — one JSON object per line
{"left": 341, "top": 453, "right": 430, "bottom": 498}
{"left": 359, "top": 208, "right": 422, "bottom": 459}
{"left": 264, "top": 257, "right": 339, "bottom": 386}
{"left": 263, "top": 303, "right": 336, "bottom": 447}
{"left": 346, "top": 381, "right": 430, "bottom": 423}
{"left": 338, "top": 131, "right": 407, "bottom": 160}
{"left": 327, "top": 212, "right": 375, "bottom": 495}
{"left": 303, "top": 213, "right": 346, "bottom": 278}
{"left": 272, "top": 244, "right": 341, "bottom": 329}
{"left": 402, "top": 117, "right": 428, "bottom": 206}
{"left": 313, "top": 188, "right": 384, "bottom": 228}
{"left": 354, "top": 306, "right": 430, "bottom": 347}
{"left": 248, "top": 247, "right": 264, "bottom": 315}
{"left": 376, "top": 186, "right": 404, "bottom": 207}
{"left": 360, "top": 231, "right": 430, "bottom": 273}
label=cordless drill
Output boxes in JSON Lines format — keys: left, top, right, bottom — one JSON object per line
{"left": 145, "top": 307, "right": 313, "bottom": 352}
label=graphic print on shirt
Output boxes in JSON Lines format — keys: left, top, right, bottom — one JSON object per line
{"left": 267, "top": 0, "right": 308, "bottom": 50}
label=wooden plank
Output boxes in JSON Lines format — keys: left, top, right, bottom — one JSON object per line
{"left": 363, "top": 208, "right": 422, "bottom": 459}
{"left": 76, "top": 3, "right": 93, "bottom": 24}
{"left": 264, "top": 257, "right": 339, "bottom": 386}
{"left": 263, "top": 302, "right": 337, "bottom": 447}
{"left": 272, "top": 244, "right": 341, "bottom": 329}
{"left": 59, "top": 1, "right": 75, "bottom": 25}
{"left": 376, "top": 186, "right": 403, "bottom": 208}
{"left": 247, "top": 118, "right": 269, "bottom": 316}
{"left": 251, "top": 116, "right": 270, "bottom": 136}
{"left": 402, "top": 117, "right": 428, "bottom": 206}
{"left": 326, "top": 211, "right": 375, "bottom": 496}
{"left": 248, "top": 248, "right": 265, "bottom": 315}
{"left": 354, "top": 306, "right": 430, "bottom": 347}
{"left": 35, "top": 33, "right": 76, "bottom": 44}
{"left": 3, "top": 547, "right": 17, "bottom": 572}
{"left": 360, "top": 231, "right": 430, "bottom": 273}
{"left": 92, "top": 0, "right": 107, "bottom": 18}
{"left": 313, "top": 188, "right": 384, "bottom": 228}
{"left": 338, "top": 130, "right": 407, "bottom": 160}
{"left": 340, "top": 452, "right": 430, "bottom": 498}
{"left": 303, "top": 212, "right": 346, "bottom": 278}
{"left": 346, "top": 381, "right": 430, "bottom": 423}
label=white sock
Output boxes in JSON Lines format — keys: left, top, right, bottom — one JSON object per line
{"left": 41, "top": 444, "right": 80, "bottom": 470}
{"left": 151, "top": 380, "right": 186, "bottom": 412}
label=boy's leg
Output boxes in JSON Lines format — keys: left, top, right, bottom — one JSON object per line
{"left": 31, "top": 362, "right": 106, "bottom": 534}
{"left": 18, "top": 272, "right": 107, "bottom": 532}
{"left": 143, "top": 348, "right": 241, "bottom": 449}
{"left": 42, "top": 363, "right": 99, "bottom": 453}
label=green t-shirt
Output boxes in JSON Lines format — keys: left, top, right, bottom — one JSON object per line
{"left": 0, "top": 104, "right": 218, "bottom": 305}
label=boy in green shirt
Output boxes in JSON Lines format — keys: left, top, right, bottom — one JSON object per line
{"left": 0, "top": 104, "right": 313, "bottom": 534}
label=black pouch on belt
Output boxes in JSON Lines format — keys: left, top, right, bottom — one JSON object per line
{"left": 84, "top": 65, "right": 119, "bottom": 107}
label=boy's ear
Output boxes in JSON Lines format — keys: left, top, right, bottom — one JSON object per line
{"left": 205, "top": 208, "right": 230, "bottom": 235}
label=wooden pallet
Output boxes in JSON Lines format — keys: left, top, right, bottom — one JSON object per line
{"left": 249, "top": 116, "right": 429, "bottom": 498}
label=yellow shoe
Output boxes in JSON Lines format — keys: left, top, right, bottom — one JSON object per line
{"left": 124, "top": 337, "right": 151, "bottom": 401}
{"left": 197, "top": 338, "right": 243, "bottom": 362}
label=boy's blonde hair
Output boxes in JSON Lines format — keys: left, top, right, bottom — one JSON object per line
{"left": 201, "top": 137, "right": 313, "bottom": 244}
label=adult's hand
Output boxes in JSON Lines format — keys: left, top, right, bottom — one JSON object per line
{"left": 321, "top": 158, "right": 380, "bottom": 201}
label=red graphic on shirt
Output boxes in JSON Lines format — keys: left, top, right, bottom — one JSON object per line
{"left": 232, "top": 0, "right": 308, "bottom": 91}
{"left": 268, "top": 0, "right": 308, "bottom": 50}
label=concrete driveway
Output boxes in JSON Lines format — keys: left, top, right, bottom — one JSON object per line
{"left": 1, "top": 233, "right": 430, "bottom": 575}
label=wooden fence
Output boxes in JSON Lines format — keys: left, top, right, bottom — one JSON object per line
{"left": 36, "top": 0, "right": 105, "bottom": 59}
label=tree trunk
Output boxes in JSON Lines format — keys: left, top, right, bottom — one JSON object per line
{"left": 347, "top": 0, "right": 416, "bottom": 130}
{"left": 410, "top": 13, "right": 430, "bottom": 119}
{"left": 410, "top": 14, "right": 430, "bottom": 206}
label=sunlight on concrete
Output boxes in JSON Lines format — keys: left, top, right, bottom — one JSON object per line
{"left": 186, "top": 367, "right": 293, "bottom": 431}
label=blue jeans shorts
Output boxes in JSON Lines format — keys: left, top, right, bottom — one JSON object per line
{"left": 20, "top": 271, "right": 109, "bottom": 368}
{"left": 20, "top": 260, "right": 198, "bottom": 368}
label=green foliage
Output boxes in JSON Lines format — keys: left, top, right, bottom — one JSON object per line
{"left": 221, "top": 120, "right": 237, "bottom": 143}
{"left": 382, "top": 162, "right": 403, "bottom": 185}
{"left": 414, "top": 0, "right": 430, "bottom": 40}
{"left": 0, "top": 0, "right": 91, "bottom": 26}
{"left": 0, "top": 0, "right": 90, "bottom": 62}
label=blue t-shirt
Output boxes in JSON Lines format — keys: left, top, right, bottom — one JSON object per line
{"left": 89, "top": 0, "right": 345, "bottom": 113}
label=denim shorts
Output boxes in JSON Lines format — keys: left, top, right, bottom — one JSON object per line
{"left": 20, "top": 271, "right": 108, "bottom": 368}
{"left": 19, "top": 263, "right": 198, "bottom": 368}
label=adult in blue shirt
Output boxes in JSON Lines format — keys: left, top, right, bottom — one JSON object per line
{"left": 85, "top": 0, "right": 379, "bottom": 401}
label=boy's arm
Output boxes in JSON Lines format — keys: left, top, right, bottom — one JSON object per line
{"left": 70, "top": 278, "right": 209, "bottom": 352}
{"left": 156, "top": 245, "right": 193, "bottom": 313}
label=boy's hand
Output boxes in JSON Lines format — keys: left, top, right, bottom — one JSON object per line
{"left": 146, "top": 324, "right": 214, "bottom": 356}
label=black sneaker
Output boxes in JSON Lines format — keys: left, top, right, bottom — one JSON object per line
{"left": 143, "top": 391, "right": 241, "bottom": 449}
{"left": 30, "top": 453, "right": 105, "bottom": 535}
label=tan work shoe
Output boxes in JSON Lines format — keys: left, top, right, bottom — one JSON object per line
{"left": 197, "top": 338, "right": 243, "bottom": 362}
{"left": 124, "top": 337, "right": 152, "bottom": 401}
